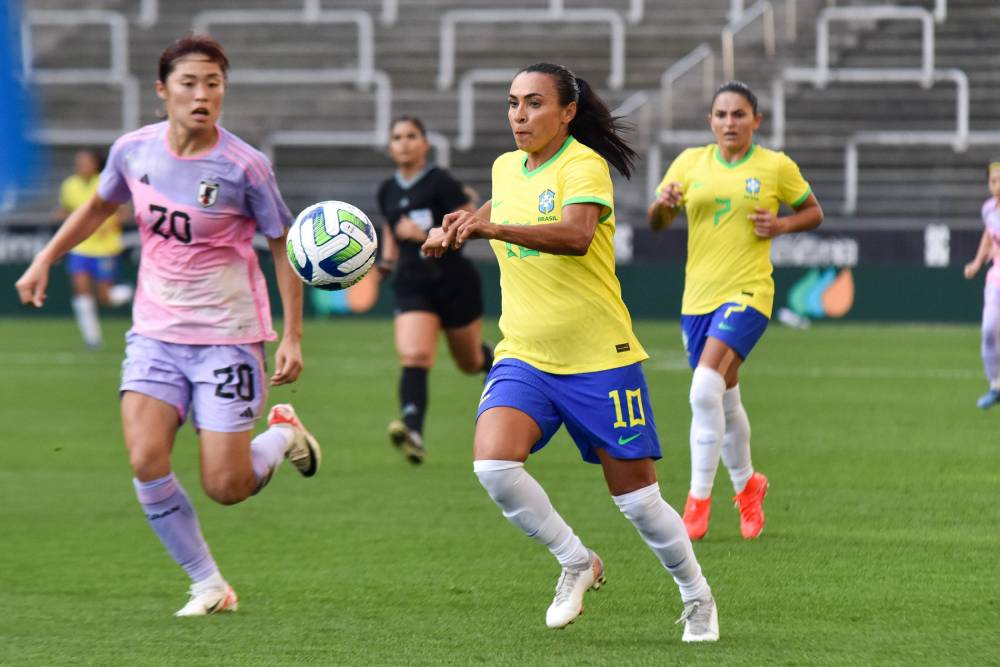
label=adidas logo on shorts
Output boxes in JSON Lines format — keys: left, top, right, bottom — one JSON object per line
{"left": 239, "top": 407, "right": 254, "bottom": 418}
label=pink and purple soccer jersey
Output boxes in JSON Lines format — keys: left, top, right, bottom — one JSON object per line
{"left": 98, "top": 121, "right": 292, "bottom": 345}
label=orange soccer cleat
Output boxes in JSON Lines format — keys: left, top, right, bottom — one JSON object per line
{"left": 733, "top": 472, "right": 769, "bottom": 539}
{"left": 682, "top": 494, "right": 712, "bottom": 541}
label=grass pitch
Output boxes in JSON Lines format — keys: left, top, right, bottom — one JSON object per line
{"left": 1, "top": 317, "right": 997, "bottom": 666}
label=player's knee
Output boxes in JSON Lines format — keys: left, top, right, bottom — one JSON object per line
{"left": 127, "top": 444, "right": 170, "bottom": 481}
{"left": 400, "top": 353, "right": 433, "bottom": 368}
{"left": 202, "top": 472, "right": 252, "bottom": 506}
{"left": 473, "top": 460, "right": 523, "bottom": 502}
{"left": 689, "top": 366, "right": 726, "bottom": 411}
{"left": 456, "top": 354, "right": 482, "bottom": 374}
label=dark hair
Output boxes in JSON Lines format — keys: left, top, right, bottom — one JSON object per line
{"left": 390, "top": 115, "right": 427, "bottom": 138}
{"left": 78, "top": 147, "right": 106, "bottom": 172}
{"left": 711, "top": 80, "right": 759, "bottom": 115}
{"left": 158, "top": 34, "right": 229, "bottom": 83}
{"left": 516, "top": 63, "right": 636, "bottom": 179}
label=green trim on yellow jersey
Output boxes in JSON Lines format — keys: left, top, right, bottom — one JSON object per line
{"left": 521, "top": 135, "right": 575, "bottom": 178}
{"left": 791, "top": 186, "right": 812, "bottom": 208}
{"left": 714, "top": 143, "right": 756, "bottom": 169}
{"left": 563, "top": 195, "right": 614, "bottom": 223}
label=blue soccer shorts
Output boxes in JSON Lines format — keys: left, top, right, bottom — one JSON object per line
{"left": 476, "top": 358, "right": 661, "bottom": 464}
{"left": 680, "top": 302, "right": 769, "bottom": 369}
{"left": 66, "top": 252, "right": 120, "bottom": 282}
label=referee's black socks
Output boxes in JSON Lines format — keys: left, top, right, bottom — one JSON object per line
{"left": 400, "top": 366, "right": 428, "bottom": 436}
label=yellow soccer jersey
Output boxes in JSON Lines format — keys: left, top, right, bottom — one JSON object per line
{"left": 658, "top": 143, "right": 811, "bottom": 318}
{"left": 60, "top": 174, "right": 123, "bottom": 257}
{"left": 488, "top": 136, "right": 647, "bottom": 374}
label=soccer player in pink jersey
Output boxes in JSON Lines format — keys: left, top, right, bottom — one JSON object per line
{"left": 964, "top": 161, "right": 1000, "bottom": 409}
{"left": 15, "top": 35, "right": 321, "bottom": 616}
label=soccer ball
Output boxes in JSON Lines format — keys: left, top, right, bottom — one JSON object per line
{"left": 286, "top": 200, "right": 378, "bottom": 291}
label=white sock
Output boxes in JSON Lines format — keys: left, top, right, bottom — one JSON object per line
{"left": 689, "top": 366, "right": 726, "bottom": 499}
{"left": 250, "top": 426, "right": 293, "bottom": 492}
{"left": 71, "top": 294, "right": 101, "bottom": 347}
{"left": 613, "top": 483, "right": 711, "bottom": 603}
{"left": 721, "top": 385, "right": 754, "bottom": 494}
{"left": 109, "top": 283, "right": 134, "bottom": 307}
{"left": 192, "top": 570, "right": 226, "bottom": 590}
{"left": 474, "top": 460, "right": 590, "bottom": 570}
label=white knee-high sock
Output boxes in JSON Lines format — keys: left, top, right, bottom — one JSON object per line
{"left": 689, "top": 366, "right": 726, "bottom": 499}
{"left": 982, "top": 293, "right": 1000, "bottom": 389}
{"left": 721, "top": 384, "right": 754, "bottom": 494}
{"left": 474, "top": 460, "right": 590, "bottom": 570}
{"left": 71, "top": 294, "right": 101, "bottom": 348}
{"left": 613, "top": 483, "right": 711, "bottom": 603}
{"left": 249, "top": 426, "right": 293, "bottom": 493}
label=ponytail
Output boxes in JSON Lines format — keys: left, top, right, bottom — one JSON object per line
{"left": 517, "top": 63, "right": 637, "bottom": 179}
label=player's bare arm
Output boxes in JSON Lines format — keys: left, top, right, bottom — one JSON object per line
{"left": 749, "top": 193, "right": 823, "bottom": 239}
{"left": 267, "top": 232, "right": 304, "bottom": 385}
{"left": 15, "top": 193, "right": 121, "bottom": 307}
{"left": 433, "top": 202, "right": 598, "bottom": 257}
{"left": 648, "top": 182, "right": 683, "bottom": 231}
{"left": 965, "top": 229, "right": 992, "bottom": 279}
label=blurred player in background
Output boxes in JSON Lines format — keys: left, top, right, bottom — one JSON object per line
{"left": 376, "top": 115, "right": 493, "bottom": 465}
{"left": 648, "top": 81, "right": 823, "bottom": 541}
{"left": 963, "top": 161, "right": 1000, "bottom": 409}
{"left": 57, "top": 148, "right": 134, "bottom": 349}
{"left": 15, "top": 35, "right": 320, "bottom": 617}
{"left": 424, "top": 63, "right": 718, "bottom": 642}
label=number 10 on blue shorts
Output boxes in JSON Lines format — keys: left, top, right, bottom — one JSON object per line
{"left": 477, "top": 358, "right": 662, "bottom": 464}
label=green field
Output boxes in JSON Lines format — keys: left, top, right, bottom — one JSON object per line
{"left": 1, "top": 317, "right": 997, "bottom": 666}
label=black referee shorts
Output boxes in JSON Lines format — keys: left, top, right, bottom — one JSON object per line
{"left": 393, "top": 260, "right": 484, "bottom": 329}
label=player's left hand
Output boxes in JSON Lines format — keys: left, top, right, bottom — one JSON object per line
{"left": 749, "top": 207, "right": 785, "bottom": 238}
{"left": 447, "top": 210, "right": 494, "bottom": 248}
{"left": 271, "top": 337, "right": 303, "bottom": 385}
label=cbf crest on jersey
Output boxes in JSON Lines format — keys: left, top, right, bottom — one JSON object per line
{"left": 745, "top": 177, "right": 761, "bottom": 196}
{"left": 538, "top": 189, "right": 555, "bottom": 214}
{"left": 198, "top": 179, "right": 220, "bottom": 208}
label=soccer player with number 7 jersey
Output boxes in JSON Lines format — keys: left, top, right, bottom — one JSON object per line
{"left": 424, "top": 63, "right": 718, "bottom": 642}
{"left": 648, "top": 81, "right": 824, "bottom": 542}
{"left": 15, "top": 36, "right": 321, "bottom": 616}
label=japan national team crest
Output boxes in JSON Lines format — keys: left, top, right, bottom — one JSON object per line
{"left": 198, "top": 179, "right": 220, "bottom": 208}
{"left": 745, "top": 177, "right": 761, "bottom": 195}
{"left": 538, "top": 189, "right": 555, "bottom": 214}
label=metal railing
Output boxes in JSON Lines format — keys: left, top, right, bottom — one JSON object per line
{"left": 843, "top": 130, "right": 998, "bottom": 215}
{"left": 138, "top": 0, "right": 158, "bottom": 27}
{"left": 437, "top": 6, "right": 626, "bottom": 90}
{"left": 722, "top": 0, "right": 776, "bottom": 81}
{"left": 240, "top": 69, "right": 393, "bottom": 146}
{"left": 816, "top": 5, "right": 935, "bottom": 89}
{"left": 773, "top": 66, "right": 968, "bottom": 151}
{"left": 303, "top": 0, "right": 397, "bottom": 26}
{"left": 660, "top": 43, "right": 715, "bottom": 130}
{"left": 194, "top": 8, "right": 376, "bottom": 88}
{"left": 456, "top": 68, "right": 518, "bottom": 150}
{"left": 21, "top": 10, "right": 139, "bottom": 143}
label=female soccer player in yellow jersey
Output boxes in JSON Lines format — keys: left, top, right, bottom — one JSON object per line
{"left": 648, "top": 81, "right": 823, "bottom": 542}
{"left": 423, "top": 63, "right": 718, "bottom": 642}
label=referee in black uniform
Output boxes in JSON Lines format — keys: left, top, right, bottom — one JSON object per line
{"left": 377, "top": 116, "right": 493, "bottom": 464}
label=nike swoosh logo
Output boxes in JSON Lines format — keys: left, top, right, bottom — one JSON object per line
{"left": 618, "top": 433, "right": 641, "bottom": 445}
{"left": 492, "top": 200, "right": 503, "bottom": 208}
